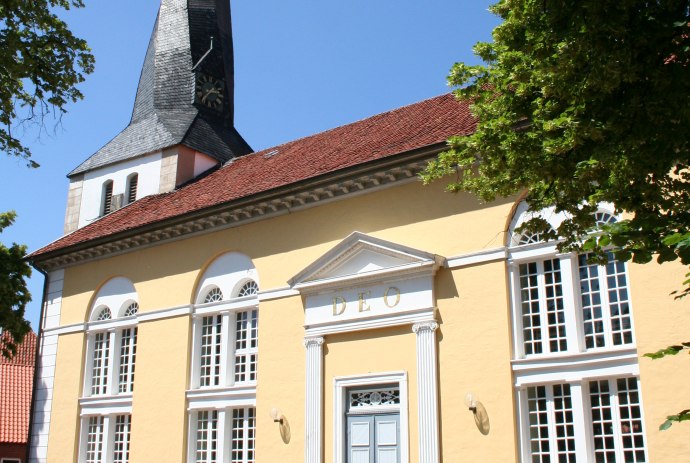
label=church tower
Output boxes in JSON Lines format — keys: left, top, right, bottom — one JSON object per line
{"left": 63, "top": 0, "right": 252, "bottom": 234}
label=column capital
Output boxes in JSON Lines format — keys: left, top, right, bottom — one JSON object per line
{"left": 412, "top": 321, "right": 438, "bottom": 334}
{"left": 304, "top": 336, "right": 325, "bottom": 348}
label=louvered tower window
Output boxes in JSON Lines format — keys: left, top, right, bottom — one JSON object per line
{"left": 126, "top": 174, "right": 138, "bottom": 204}
{"left": 102, "top": 180, "right": 114, "bottom": 215}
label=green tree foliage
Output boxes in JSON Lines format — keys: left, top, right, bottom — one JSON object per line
{"left": 421, "top": 0, "right": 690, "bottom": 427}
{"left": 0, "top": 0, "right": 95, "bottom": 167}
{"left": 0, "top": 212, "right": 31, "bottom": 358}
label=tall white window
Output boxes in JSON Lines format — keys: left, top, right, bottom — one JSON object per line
{"left": 188, "top": 253, "right": 259, "bottom": 463}
{"left": 189, "top": 408, "right": 255, "bottom": 463}
{"left": 192, "top": 284, "right": 259, "bottom": 389}
{"left": 86, "top": 302, "right": 139, "bottom": 396}
{"left": 233, "top": 309, "right": 258, "bottom": 384}
{"left": 510, "top": 204, "right": 647, "bottom": 462}
{"left": 80, "top": 278, "right": 139, "bottom": 463}
{"left": 521, "top": 378, "right": 646, "bottom": 462}
{"left": 81, "top": 414, "right": 132, "bottom": 463}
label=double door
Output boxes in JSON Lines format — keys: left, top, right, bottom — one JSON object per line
{"left": 347, "top": 413, "right": 400, "bottom": 463}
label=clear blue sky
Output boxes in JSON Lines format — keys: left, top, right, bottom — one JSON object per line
{"left": 0, "top": 0, "right": 499, "bottom": 329}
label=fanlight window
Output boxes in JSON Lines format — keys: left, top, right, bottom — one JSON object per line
{"left": 96, "top": 307, "right": 112, "bottom": 321}
{"left": 237, "top": 280, "right": 258, "bottom": 297}
{"left": 517, "top": 229, "right": 554, "bottom": 246}
{"left": 594, "top": 211, "right": 617, "bottom": 226}
{"left": 204, "top": 287, "right": 224, "bottom": 303}
{"left": 123, "top": 302, "right": 139, "bottom": 317}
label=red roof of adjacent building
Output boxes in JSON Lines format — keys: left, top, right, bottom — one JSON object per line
{"left": 31, "top": 93, "right": 475, "bottom": 258}
{"left": 0, "top": 331, "right": 36, "bottom": 444}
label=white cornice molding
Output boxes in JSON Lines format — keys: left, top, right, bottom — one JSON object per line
{"left": 35, "top": 156, "right": 436, "bottom": 272}
{"left": 446, "top": 247, "right": 507, "bottom": 268}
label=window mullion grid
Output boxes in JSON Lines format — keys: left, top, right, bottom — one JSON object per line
{"left": 91, "top": 331, "right": 110, "bottom": 396}
{"left": 118, "top": 327, "right": 137, "bottom": 394}
{"left": 112, "top": 414, "right": 131, "bottom": 463}
{"left": 609, "top": 380, "right": 627, "bottom": 463}
{"left": 604, "top": 257, "right": 634, "bottom": 347}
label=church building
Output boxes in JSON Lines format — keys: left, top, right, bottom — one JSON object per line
{"left": 27, "top": 1, "right": 690, "bottom": 462}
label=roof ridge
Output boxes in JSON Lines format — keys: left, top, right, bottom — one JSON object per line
{"left": 227, "top": 93, "right": 454, "bottom": 166}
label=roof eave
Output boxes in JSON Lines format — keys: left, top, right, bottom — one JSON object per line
{"left": 30, "top": 141, "right": 448, "bottom": 271}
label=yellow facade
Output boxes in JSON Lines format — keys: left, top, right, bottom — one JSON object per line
{"left": 35, "top": 176, "right": 690, "bottom": 462}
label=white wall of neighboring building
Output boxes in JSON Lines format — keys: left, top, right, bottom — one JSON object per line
{"left": 77, "top": 152, "right": 164, "bottom": 228}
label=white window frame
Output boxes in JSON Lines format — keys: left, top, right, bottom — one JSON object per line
{"left": 190, "top": 296, "right": 259, "bottom": 391}
{"left": 516, "top": 375, "right": 648, "bottom": 462}
{"left": 510, "top": 204, "right": 647, "bottom": 462}
{"left": 78, "top": 412, "right": 132, "bottom": 463}
{"left": 186, "top": 406, "right": 256, "bottom": 463}
{"left": 332, "top": 371, "right": 409, "bottom": 463}
{"left": 509, "top": 245, "right": 637, "bottom": 359}
{"left": 83, "top": 316, "right": 139, "bottom": 398}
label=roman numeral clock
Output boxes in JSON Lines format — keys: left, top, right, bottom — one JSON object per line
{"left": 195, "top": 72, "right": 224, "bottom": 111}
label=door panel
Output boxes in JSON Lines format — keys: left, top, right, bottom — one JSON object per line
{"left": 347, "top": 413, "right": 400, "bottom": 463}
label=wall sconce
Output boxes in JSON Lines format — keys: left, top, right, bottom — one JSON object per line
{"left": 270, "top": 407, "right": 284, "bottom": 424}
{"left": 465, "top": 392, "right": 477, "bottom": 414}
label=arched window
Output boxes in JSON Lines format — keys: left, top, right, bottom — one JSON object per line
{"left": 126, "top": 173, "right": 138, "bottom": 204}
{"left": 95, "top": 307, "right": 112, "bottom": 321}
{"left": 508, "top": 202, "right": 645, "bottom": 462}
{"left": 594, "top": 211, "right": 617, "bottom": 226}
{"left": 81, "top": 278, "right": 138, "bottom": 463}
{"left": 102, "top": 180, "right": 114, "bottom": 215}
{"left": 203, "top": 287, "right": 223, "bottom": 303}
{"left": 188, "top": 253, "right": 259, "bottom": 461}
{"left": 237, "top": 280, "right": 258, "bottom": 297}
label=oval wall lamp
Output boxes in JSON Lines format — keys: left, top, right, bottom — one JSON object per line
{"left": 269, "top": 407, "right": 291, "bottom": 444}
{"left": 465, "top": 392, "right": 490, "bottom": 435}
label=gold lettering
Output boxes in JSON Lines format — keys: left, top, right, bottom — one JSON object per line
{"left": 358, "top": 291, "right": 371, "bottom": 312}
{"left": 332, "top": 296, "right": 346, "bottom": 316}
{"left": 383, "top": 286, "right": 401, "bottom": 308}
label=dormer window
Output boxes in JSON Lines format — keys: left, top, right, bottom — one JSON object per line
{"left": 102, "top": 180, "right": 114, "bottom": 215}
{"left": 126, "top": 173, "right": 138, "bottom": 205}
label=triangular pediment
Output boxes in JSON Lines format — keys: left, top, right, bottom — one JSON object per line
{"left": 289, "top": 232, "right": 445, "bottom": 289}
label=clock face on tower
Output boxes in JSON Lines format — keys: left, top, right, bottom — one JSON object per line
{"left": 195, "top": 73, "right": 224, "bottom": 110}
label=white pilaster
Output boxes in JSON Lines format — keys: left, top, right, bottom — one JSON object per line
{"left": 413, "top": 321, "right": 440, "bottom": 463}
{"left": 30, "top": 269, "right": 64, "bottom": 463}
{"left": 304, "top": 336, "right": 324, "bottom": 463}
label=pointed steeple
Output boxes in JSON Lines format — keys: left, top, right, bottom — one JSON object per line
{"left": 69, "top": 0, "right": 251, "bottom": 177}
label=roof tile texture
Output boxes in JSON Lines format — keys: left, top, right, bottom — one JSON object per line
{"left": 0, "top": 332, "right": 36, "bottom": 444}
{"left": 33, "top": 93, "right": 475, "bottom": 257}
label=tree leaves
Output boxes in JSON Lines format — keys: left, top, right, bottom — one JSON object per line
{"left": 0, "top": 0, "right": 94, "bottom": 166}
{"left": 422, "top": 0, "right": 690, "bottom": 430}
{"left": 659, "top": 410, "right": 690, "bottom": 431}
{"left": 421, "top": 0, "right": 690, "bottom": 275}
{"left": 0, "top": 211, "right": 31, "bottom": 359}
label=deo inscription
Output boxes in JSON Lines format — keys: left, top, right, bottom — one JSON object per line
{"left": 331, "top": 286, "right": 401, "bottom": 316}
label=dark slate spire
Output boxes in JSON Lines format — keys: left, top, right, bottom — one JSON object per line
{"left": 69, "top": 0, "right": 251, "bottom": 177}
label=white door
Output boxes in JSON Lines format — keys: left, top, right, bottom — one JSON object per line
{"left": 347, "top": 413, "right": 400, "bottom": 463}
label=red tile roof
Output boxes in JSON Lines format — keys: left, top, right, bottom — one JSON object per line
{"left": 31, "top": 93, "right": 475, "bottom": 258}
{"left": 0, "top": 331, "right": 36, "bottom": 444}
